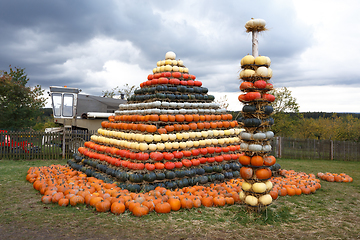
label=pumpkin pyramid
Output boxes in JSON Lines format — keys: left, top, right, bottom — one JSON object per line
{"left": 70, "top": 51, "right": 244, "bottom": 192}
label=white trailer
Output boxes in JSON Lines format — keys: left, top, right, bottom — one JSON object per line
{"left": 48, "top": 86, "right": 126, "bottom": 157}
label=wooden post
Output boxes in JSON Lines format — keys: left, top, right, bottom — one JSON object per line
{"left": 277, "top": 137, "right": 282, "bottom": 158}
{"left": 62, "top": 130, "right": 66, "bottom": 159}
{"left": 330, "top": 140, "right": 334, "bottom": 160}
{"left": 252, "top": 30, "right": 259, "bottom": 58}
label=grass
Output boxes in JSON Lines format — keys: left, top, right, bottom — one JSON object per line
{"left": 0, "top": 158, "right": 359, "bottom": 240}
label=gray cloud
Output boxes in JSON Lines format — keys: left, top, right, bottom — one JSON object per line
{"left": 0, "top": 0, "right": 333, "bottom": 96}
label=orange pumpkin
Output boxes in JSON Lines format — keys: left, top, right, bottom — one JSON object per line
{"left": 250, "top": 156, "right": 263, "bottom": 166}
{"left": 111, "top": 201, "right": 126, "bottom": 214}
{"left": 239, "top": 155, "right": 251, "bottom": 165}
{"left": 168, "top": 198, "right": 181, "bottom": 211}
{"left": 180, "top": 197, "right": 193, "bottom": 209}
{"left": 155, "top": 201, "right": 171, "bottom": 213}
{"left": 95, "top": 199, "right": 111, "bottom": 212}
{"left": 255, "top": 168, "right": 272, "bottom": 179}
{"left": 132, "top": 205, "right": 149, "bottom": 217}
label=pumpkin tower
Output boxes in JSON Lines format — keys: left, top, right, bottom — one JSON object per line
{"left": 238, "top": 18, "right": 276, "bottom": 211}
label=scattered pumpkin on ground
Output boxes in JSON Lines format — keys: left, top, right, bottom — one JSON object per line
{"left": 25, "top": 164, "right": 341, "bottom": 217}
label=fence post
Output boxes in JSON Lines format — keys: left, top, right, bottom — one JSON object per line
{"left": 330, "top": 140, "right": 334, "bottom": 160}
{"left": 278, "top": 137, "right": 282, "bottom": 158}
{"left": 62, "top": 129, "right": 66, "bottom": 159}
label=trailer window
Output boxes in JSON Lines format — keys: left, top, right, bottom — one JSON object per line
{"left": 52, "top": 93, "right": 62, "bottom": 117}
{"left": 62, "top": 94, "right": 74, "bottom": 117}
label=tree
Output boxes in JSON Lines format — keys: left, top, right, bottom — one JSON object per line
{"left": 102, "top": 84, "right": 138, "bottom": 100}
{"left": 215, "top": 95, "right": 229, "bottom": 110}
{"left": 269, "top": 87, "right": 299, "bottom": 114}
{"left": 0, "top": 66, "right": 46, "bottom": 130}
{"left": 269, "top": 87, "right": 300, "bottom": 136}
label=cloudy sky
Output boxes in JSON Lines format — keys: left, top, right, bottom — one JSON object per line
{"left": 1, "top": 0, "right": 359, "bottom": 112}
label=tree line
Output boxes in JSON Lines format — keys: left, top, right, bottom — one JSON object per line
{"left": 271, "top": 113, "right": 360, "bottom": 142}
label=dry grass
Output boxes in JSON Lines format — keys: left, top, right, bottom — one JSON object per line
{"left": 0, "top": 158, "right": 359, "bottom": 240}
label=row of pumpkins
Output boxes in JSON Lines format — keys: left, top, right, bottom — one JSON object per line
{"left": 71, "top": 51, "right": 256, "bottom": 193}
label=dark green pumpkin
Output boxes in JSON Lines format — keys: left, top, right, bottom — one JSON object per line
{"left": 232, "top": 170, "right": 240, "bottom": 178}
{"left": 165, "top": 171, "right": 176, "bottom": 179}
{"left": 156, "top": 172, "right": 166, "bottom": 180}
{"left": 203, "top": 165, "right": 213, "bottom": 173}
{"left": 129, "top": 173, "right": 143, "bottom": 183}
{"left": 143, "top": 172, "right": 157, "bottom": 182}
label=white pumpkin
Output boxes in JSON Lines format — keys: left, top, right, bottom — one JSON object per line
{"left": 153, "top": 135, "right": 162, "bottom": 142}
{"left": 243, "top": 69, "right": 255, "bottom": 78}
{"left": 239, "top": 70, "right": 245, "bottom": 79}
{"left": 201, "top": 131, "right": 209, "bottom": 138}
{"left": 252, "top": 182, "right": 267, "bottom": 193}
{"left": 256, "top": 66, "right": 268, "bottom": 77}
{"left": 189, "top": 132, "right": 197, "bottom": 139}
{"left": 179, "top": 142, "right": 187, "bottom": 149}
{"left": 148, "top": 144, "right": 157, "bottom": 151}
{"left": 245, "top": 19, "right": 254, "bottom": 29}
{"left": 259, "top": 194, "right": 272, "bottom": 206}
{"left": 265, "top": 56, "right": 271, "bottom": 66}
{"left": 168, "top": 134, "right": 177, "bottom": 141}
{"left": 262, "top": 145, "right": 272, "bottom": 152}
{"left": 249, "top": 144, "right": 262, "bottom": 152}
{"left": 241, "top": 54, "right": 255, "bottom": 65}
{"left": 199, "top": 140, "right": 206, "bottom": 146}
{"left": 239, "top": 191, "right": 246, "bottom": 201}
{"left": 186, "top": 141, "right": 194, "bottom": 148}
{"left": 265, "top": 131, "right": 274, "bottom": 139}
{"left": 240, "top": 143, "right": 249, "bottom": 150}
{"left": 193, "top": 141, "right": 200, "bottom": 147}
{"left": 253, "top": 132, "right": 266, "bottom": 140}
{"left": 165, "top": 51, "right": 176, "bottom": 60}
{"left": 176, "top": 133, "right": 183, "bottom": 140}
{"left": 165, "top": 142, "right": 173, "bottom": 150}
{"left": 161, "top": 134, "right": 169, "bottom": 141}
{"left": 144, "top": 135, "right": 154, "bottom": 143}
{"left": 265, "top": 180, "right": 273, "bottom": 191}
{"left": 139, "top": 143, "right": 149, "bottom": 151}
{"left": 255, "top": 56, "right": 267, "bottom": 65}
{"left": 172, "top": 142, "right": 180, "bottom": 149}
{"left": 164, "top": 65, "right": 172, "bottom": 71}
{"left": 242, "top": 181, "right": 252, "bottom": 191}
{"left": 245, "top": 195, "right": 258, "bottom": 206}
{"left": 240, "top": 132, "right": 252, "bottom": 140}
{"left": 182, "top": 132, "right": 190, "bottom": 139}
{"left": 156, "top": 143, "right": 165, "bottom": 151}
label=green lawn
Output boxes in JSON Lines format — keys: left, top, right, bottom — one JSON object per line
{"left": 0, "top": 158, "right": 359, "bottom": 240}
